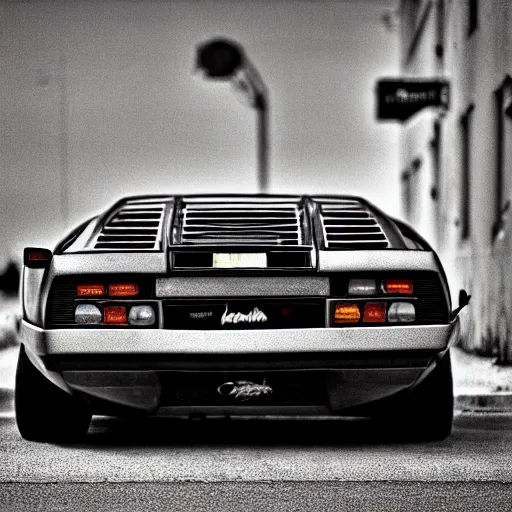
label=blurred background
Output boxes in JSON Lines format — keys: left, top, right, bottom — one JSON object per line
{"left": 0, "top": 0, "right": 399, "bottom": 268}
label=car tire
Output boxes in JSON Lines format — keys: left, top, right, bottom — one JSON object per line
{"left": 382, "top": 351, "right": 454, "bottom": 442}
{"left": 15, "top": 345, "right": 92, "bottom": 442}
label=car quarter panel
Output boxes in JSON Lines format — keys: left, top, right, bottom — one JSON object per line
{"left": 22, "top": 266, "right": 47, "bottom": 326}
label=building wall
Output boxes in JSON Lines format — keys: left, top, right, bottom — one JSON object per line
{"left": 399, "top": 0, "right": 512, "bottom": 361}
{"left": 399, "top": 0, "right": 440, "bottom": 249}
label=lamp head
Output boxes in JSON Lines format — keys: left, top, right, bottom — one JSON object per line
{"left": 196, "top": 38, "right": 244, "bottom": 79}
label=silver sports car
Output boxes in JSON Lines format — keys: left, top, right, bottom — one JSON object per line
{"left": 16, "top": 194, "right": 465, "bottom": 442}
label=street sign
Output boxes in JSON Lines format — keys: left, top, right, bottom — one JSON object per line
{"left": 376, "top": 79, "right": 450, "bottom": 122}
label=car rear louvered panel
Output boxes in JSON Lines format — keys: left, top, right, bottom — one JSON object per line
{"left": 317, "top": 199, "right": 389, "bottom": 249}
{"left": 415, "top": 277, "right": 448, "bottom": 323}
{"left": 93, "top": 199, "right": 167, "bottom": 251}
{"left": 48, "top": 282, "right": 76, "bottom": 326}
{"left": 179, "top": 197, "right": 303, "bottom": 245}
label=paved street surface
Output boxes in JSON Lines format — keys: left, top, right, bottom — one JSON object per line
{"left": 1, "top": 409, "right": 512, "bottom": 511}
{"left": 2, "top": 337, "right": 512, "bottom": 511}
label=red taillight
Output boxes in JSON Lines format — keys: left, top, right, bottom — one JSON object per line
{"left": 385, "top": 279, "right": 413, "bottom": 295}
{"left": 333, "top": 303, "right": 361, "bottom": 323}
{"left": 363, "top": 302, "right": 386, "bottom": 323}
{"left": 109, "top": 283, "right": 139, "bottom": 297}
{"left": 103, "top": 306, "right": 128, "bottom": 324}
{"left": 77, "top": 284, "right": 105, "bottom": 297}
{"left": 29, "top": 252, "right": 46, "bottom": 260}
{"left": 23, "top": 247, "right": 52, "bottom": 268}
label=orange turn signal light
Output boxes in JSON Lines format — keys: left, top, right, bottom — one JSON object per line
{"left": 363, "top": 302, "right": 386, "bottom": 323}
{"left": 103, "top": 306, "right": 128, "bottom": 324}
{"left": 77, "top": 284, "right": 105, "bottom": 297}
{"left": 334, "top": 303, "right": 361, "bottom": 323}
{"left": 109, "top": 283, "right": 139, "bottom": 297}
{"left": 385, "top": 279, "right": 413, "bottom": 295}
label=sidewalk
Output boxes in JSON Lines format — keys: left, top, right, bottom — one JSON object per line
{"left": 452, "top": 345, "right": 512, "bottom": 412}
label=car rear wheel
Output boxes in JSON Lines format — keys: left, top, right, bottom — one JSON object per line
{"left": 15, "top": 345, "right": 92, "bottom": 442}
{"left": 381, "top": 351, "right": 453, "bottom": 442}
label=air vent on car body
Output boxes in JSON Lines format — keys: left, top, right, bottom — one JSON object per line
{"left": 178, "top": 196, "right": 304, "bottom": 246}
{"left": 316, "top": 198, "right": 389, "bottom": 249}
{"left": 93, "top": 199, "right": 167, "bottom": 250}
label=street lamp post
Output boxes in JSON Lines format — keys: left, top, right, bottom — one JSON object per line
{"left": 196, "top": 38, "right": 269, "bottom": 193}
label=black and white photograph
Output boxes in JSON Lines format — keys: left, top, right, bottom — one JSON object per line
{"left": 1, "top": 0, "right": 512, "bottom": 510}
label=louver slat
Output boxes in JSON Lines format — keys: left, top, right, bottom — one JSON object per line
{"left": 179, "top": 198, "right": 303, "bottom": 245}
{"left": 316, "top": 199, "right": 389, "bottom": 250}
{"left": 93, "top": 201, "right": 166, "bottom": 251}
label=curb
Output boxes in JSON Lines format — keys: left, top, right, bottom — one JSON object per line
{"left": 455, "top": 392, "right": 512, "bottom": 412}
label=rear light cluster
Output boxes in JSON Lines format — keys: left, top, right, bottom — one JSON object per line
{"left": 75, "top": 282, "right": 155, "bottom": 326}
{"left": 75, "top": 304, "right": 155, "bottom": 326}
{"left": 332, "top": 278, "right": 416, "bottom": 325}
{"left": 333, "top": 302, "right": 415, "bottom": 324}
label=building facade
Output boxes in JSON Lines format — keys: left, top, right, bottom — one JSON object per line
{"left": 399, "top": 0, "right": 512, "bottom": 362}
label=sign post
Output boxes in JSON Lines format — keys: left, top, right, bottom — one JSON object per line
{"left": 376, "top": 79, "right": 450, "bottom": 122}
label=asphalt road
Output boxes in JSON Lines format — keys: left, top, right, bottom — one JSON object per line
{"left": 2, "top": 347, "right": 512, "bottom": 511}
{"left": 1, "top": 407, "right": 512, "bottom": 511}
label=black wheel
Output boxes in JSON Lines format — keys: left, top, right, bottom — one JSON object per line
{"left": 15, "top": 345, "right": 92, "bottom": 442}
{"left": 381, "top": 351, "right": 453, "bottom": 442}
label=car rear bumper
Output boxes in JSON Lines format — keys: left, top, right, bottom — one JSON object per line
{"left": 20, "top": 318, "right": 459, "bottom": 355}
{"left": 19, "top": 319, "right": 459, "bottom": 416}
